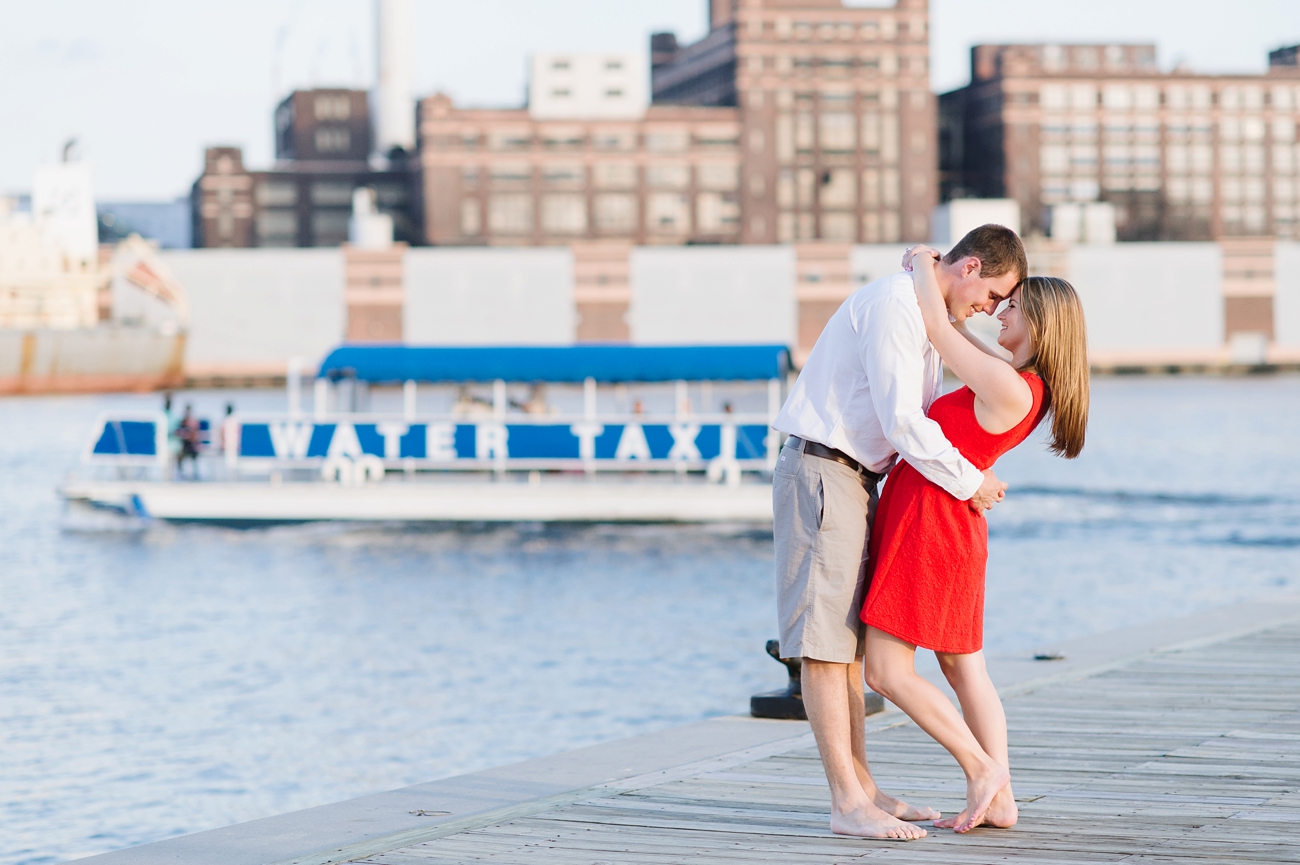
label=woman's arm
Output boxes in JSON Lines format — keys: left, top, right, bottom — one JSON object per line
{"left": 904, "top": 249, "right": 1033, "bottom": 434}
{"left": 952, "top": 320, "right": 1008, "bottom": 360}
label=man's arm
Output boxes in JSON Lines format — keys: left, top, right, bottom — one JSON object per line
{"left": 860, "top": 290, "right": 1002, "bottom": 506}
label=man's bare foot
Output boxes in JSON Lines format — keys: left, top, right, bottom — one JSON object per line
{"left": 830, "top": 803, "right": 928, "bottom": 840}
{"left": 953, "top": 763, "right": 1011, "bottom": 833}
{"left": 934, "top": 783, "right": 1018, "bottom": 830}
{"left": 871, "top": 789, "right": 941, "bottom": 822}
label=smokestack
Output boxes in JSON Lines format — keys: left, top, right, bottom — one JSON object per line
{"left": 372, "top": 0, "right": 415, "bottom": 161}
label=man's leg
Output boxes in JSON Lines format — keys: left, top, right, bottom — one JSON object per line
{"left": 932, "top": 651, "right": 1018, "bottom": 830}
{"left": 802, "top": 659, "right": 925, "bottom": 840}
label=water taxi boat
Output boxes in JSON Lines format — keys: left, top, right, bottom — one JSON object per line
{"left": 60, "top": 344, "right": 788, "bottom": 524}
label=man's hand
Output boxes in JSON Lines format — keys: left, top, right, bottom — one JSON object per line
{"left": 968, "top": 468, "right": 1007, "bottom": 513}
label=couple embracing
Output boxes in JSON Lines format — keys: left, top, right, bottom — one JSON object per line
{"left": 772, "top": 225, "right": 1089, "bottom": 839}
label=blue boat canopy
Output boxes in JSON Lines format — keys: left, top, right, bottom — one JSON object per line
{"left": 318, "top": 344, "right": 790, "bottom": 384}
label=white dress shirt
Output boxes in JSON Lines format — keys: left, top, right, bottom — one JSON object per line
{"left": 774, "top": 271, "right": 984, "bottom": 500}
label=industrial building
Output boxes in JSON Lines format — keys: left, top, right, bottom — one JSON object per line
{"left": 940, "top": 42, "right": 1300, "bottom": 243}
{"left": 193, "top": 0, "right": 935, "bottom": 251}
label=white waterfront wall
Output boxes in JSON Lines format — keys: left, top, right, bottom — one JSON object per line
{"left": 161, "top": 249, "right": 345, "bottom": 374}
{"left": 1275, "top": 242, "right": 1300, "bottom": 348}
{"left": 404, "top": 248, "right": 574, "bottom": 345}
{"left": 1067, "top": 243, "right": 1222, "bottom": 357}
{"left": 629, "top": 246, "right": 796, "bottom": 346}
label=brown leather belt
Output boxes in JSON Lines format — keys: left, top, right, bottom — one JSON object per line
{"left": 787, "top": 436, "right": 877, "bottom": 478}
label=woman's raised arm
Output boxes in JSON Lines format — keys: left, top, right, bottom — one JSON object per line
{"left": 904, "top": 248, "right": 1033, "bottom": 435}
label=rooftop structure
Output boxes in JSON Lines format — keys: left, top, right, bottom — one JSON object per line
{"left": 529, "top": 53, "right": 650, "bottom": 120}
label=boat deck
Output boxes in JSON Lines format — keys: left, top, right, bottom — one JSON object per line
{"left": 346, "top": 623, "right": 1300, "bottom": 864}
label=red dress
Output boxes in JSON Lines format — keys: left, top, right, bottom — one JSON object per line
{"left": 861, "top": 373, "right": 1048, "bottom": 654}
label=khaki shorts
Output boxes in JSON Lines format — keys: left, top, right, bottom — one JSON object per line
{"left": 773, "top": 437, "right": 882, "bottom": 663}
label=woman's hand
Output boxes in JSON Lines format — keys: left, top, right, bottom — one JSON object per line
{"left": 903, "top": 245, "right": 950, "bottom": 332}
{"left": 901, "top": 244, "right": 941, "bottom": 273}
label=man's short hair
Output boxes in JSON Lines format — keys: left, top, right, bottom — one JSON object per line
{"left": 942, "top": 224, "right": 1028, "bottom": 283}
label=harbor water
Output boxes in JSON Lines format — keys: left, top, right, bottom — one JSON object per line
{"left": 3, "top": 375, "right": 1299, "bottom": 864}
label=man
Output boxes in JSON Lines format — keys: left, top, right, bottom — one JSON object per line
{"left": 772, "top": 224, "right": 1028, "bottom": 840}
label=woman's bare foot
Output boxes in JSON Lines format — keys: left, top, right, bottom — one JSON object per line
{"left": 934, "top": 782, "right": 1018, "bottom": 830}
{"left": 830, "top": 802, "right": 928, "bottom": 840}
{"left": 952, "top": 762, "right": 1011, "bottom": 833}
{"left": 871, "top": 789, "right": 941, "bottom": 822}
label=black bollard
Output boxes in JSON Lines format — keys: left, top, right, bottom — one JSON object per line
{"left": 750, "top": 639, "right": 885, "bottom": 719}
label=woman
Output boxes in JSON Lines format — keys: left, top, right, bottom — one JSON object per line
{"left": 861, "top": 246, "right": 1089, "bottom": 834}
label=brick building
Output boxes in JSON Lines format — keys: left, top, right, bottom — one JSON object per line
{"left": 940, "top": 43, "right": 1300, "bottom": 241}
{"left": 192, "top": 89, "right": 417, "bottom": 248}
{"left": 417, "top": 0, "right": 935, "bottom": 249}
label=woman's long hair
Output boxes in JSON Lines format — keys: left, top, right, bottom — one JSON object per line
{"left": 1016, "top": 276, "right": 1089, "bottom": 459}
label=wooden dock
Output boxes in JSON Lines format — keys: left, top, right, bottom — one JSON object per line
{"left": 341, "top": 622, "right": 1300, "bottom": 864}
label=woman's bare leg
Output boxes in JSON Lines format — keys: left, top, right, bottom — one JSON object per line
{"left": 863, "top": 627, "right": 1009, "bottom": 833}
{"left": 932, "top": 651, "right": 1018, "bottom": 829}
{"left": 848, "top": 656, "right": 941, "bottom": 822}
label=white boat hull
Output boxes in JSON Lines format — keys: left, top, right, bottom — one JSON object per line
{"left": 60, "top": 479, "right": 775, "bottom": 524}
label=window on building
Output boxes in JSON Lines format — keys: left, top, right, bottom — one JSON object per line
{"left": 1040, "top": 145, "right": 1068, "bottom": 174}
{"left": 1069, "top": 84, "right": 1097, "bottom": 112}
{"left": 605, "top": 89, "right": 624, "bottom": 99}
{"left": 552, "top": 59, "right": 571, "bottom": 70}
{"left": 646, "top": 193, "right": 690, "bottom": 233}
{"left": 1274, "top": 118, "right": 1297, "bottom": 143}
{"left": 593, "top": 162, "right": 637, "bottom": 189}
{"left": 1103, "top": 85, "right": 1132, "bottom": 111}
{"left": 315, "top": 127, "right": 351, "bottom": 153}
{"left": 776, "top": 115, "right": 795, "bottom": 160}
{"left": 1275, "top": 145, "right": 1296, "bottom": 174}
{"left": 645, "top": 164, "right": 690, "bottom": 189}
{"left": 645, "top": 131, "right": 690, "bottom": 153}
{"left": 256, "top": 182, "right": 297, "bottom": 207}
{"left": 489, "top": 164, "right": 533, "bottom": 188}
{"left": 819, "top": 113, "right": 855, "bottom": 152}
{"left": 462, "top": 168, "right": 480, "bottom": 189}
{"left": 881, "top": 211, "right": 900, "bottom": 243}
{"left": 310, "top": 210, "right": 350, "bottom": 244}
{"left": 1244, "top": 145, "right": 1265, "bottom": 174}
{"left": 696, "top": 192, "right": 739, "bottom": 233}
{"left": 822, "top": 212, "right": 857, "bottom": 240}
{"left": 594, "top": 194, "right": 637, "bottom": 232}
{"left": 543, "top": 131, "right": 585, "bottom": 150}
{"left": 881, "top": 115, "right": 899, "bottom": 163}
{"left": 797, "top": 169, "right": 815, "bottom": 208}
{"left": 552, "top": 89, "right": 572, "bottom": 98}
{"left": 488, "top": 194, "right": 533, "bottom": 234}
{"left": 820, "top": 169, "right": 856, "bottom": 208}
{"left": 861, "top": 169, "right": 880, "bottom": 207}
{"left": 881, "top": 169, "right": 900, "bottom": 208}
{"left": 593, "top": 131, "right": 636, "bottom": 151}
{"left": 777, "top": 170, "right": 796, "bottom": 208}
{"left": 310, "top": 181, "right": 354, "bottom": 206}
{"left": 313, "top": 94, "right": 351, "bottom": 120}
{"left": 489, "top": 131, "right": 533, "bottom": 151}
{"left": 256, "top": 210, "right": 297, "bottom": 245}
{"left": 697, "top": 163, "right": 739, "bottom": 191}
{"left": 543, "top": 164, "right": 585, "bottom": 189}
{"left": 541, "top": 194, "right": 587, "bottom": 234}
{"left": 1221, "top": 145, "right": 1242, "bottom": 173}
{"left": 461, "top": 199, "right": 482, "bottom": 235}
{"left": 795, "top": 113, "right": 814, "bottom": 151}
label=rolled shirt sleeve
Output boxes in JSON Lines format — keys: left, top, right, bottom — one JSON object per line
{"left": 860, "top": 293, "right": 986, "bottom": 501}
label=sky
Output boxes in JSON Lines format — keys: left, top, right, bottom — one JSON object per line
{"left": 1, "top": 0, "right": 1295, "bottom": 200}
